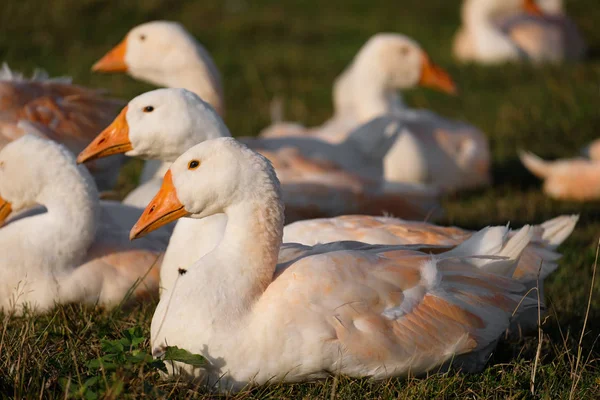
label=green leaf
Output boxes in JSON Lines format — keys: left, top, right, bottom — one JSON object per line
{"left": 101, "top": 339, "right": 124, "bottom": 354}
{"left": 83, "top": 376, "right": 99, "bottom": 389}
{"left": 163, "top": 346, "right": 206, "bottom": 367}
{"left": 125, "top": 351, "right": 153, "bottom": 366}
{"left": 126, "top": 327, "right": 146, "bottom": 347}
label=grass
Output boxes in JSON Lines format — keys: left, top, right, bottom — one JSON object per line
{"left": 1, "top": 0, "right": 600, "bottom": 398}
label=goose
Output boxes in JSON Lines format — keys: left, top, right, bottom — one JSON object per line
{"left": 92, "top": 24, "right": 489, "bottom": 192}
{"left": 520, "top": 150, "right": 600, "bottom": 200}
{"left": 76, "top": 89, "right": 439, "bottom": 296}
{"left": 453, "top": 0, "right": 586, "bottom": 64}
{"left": 258, "top": 34, "right": 490, "bottom": 192}
{"left": 0, "top": 63, "right": 125, "bottom": 191}
{"left": 0, "top": 134, "right": 167, "bottom": 313}
{"left": 129, "top": 137, "right": 553, "bottom": 392}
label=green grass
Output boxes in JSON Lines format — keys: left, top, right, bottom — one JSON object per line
{"left": 1, "top": 0, "right": 600, "bottom": 398}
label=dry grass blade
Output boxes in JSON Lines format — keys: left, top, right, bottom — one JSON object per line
{"left": 569, "top": 238, "right": 599, "bottom": 399}
{"left": 530, "top": 263, "right": 543, "bottom": 395}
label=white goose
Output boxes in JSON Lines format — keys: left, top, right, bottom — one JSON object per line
{"left": 77, "top": 89, "right": 439, "bottom": 295}
{"left": 258, "top": 34, "right": 491, "bottom": 192}
{"left": 129, "top": 137, "right": 553, "bottom": 392}
{"left": 0, "top": 63, "right": 125, "bottom": 191}
{"left": 453, "top": 0, "right": 586, "bottom": 64}
{"left": 0, "top": 135, "right": 167, "bottom": 313}
{"left": 260, "top": 33, "right": 457, "bottom": 142}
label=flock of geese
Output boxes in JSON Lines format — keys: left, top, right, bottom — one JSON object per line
{"left": 0, "top": 0, "right": 591, "bottom": 392}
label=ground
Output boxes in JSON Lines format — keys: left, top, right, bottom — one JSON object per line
{"left": 1, "top": 0, "right": 599, "bottom": 398}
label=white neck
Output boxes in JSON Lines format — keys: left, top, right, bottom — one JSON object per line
{"left": 133, "top": 45, "right": 225, "bottom": 116}
{"left": 179, "top": 180, "right": 284, "bottom": 325}
{"left": 3, "top": 168, "right": 99, "bottom": 270}
{"left": 160, "top": 68, "right": 224, "bottom": 116}
{"left": 333, "top": 60, "right": 400, "bottom": 123}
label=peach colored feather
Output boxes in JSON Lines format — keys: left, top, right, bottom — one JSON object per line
{"left": 259, "top": 148, "right": 440, "bottom": 221}
{"left": 0, "top": 64, "right": 125, "bottom": 189}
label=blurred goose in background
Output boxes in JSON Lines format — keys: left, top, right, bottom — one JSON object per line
{"left": 520, "top": 150, "right": 600, "bottom": 200}
{"left": 259, "top": 34, "right": 491, "bottom": 192}
{"left": 260, "top": 33, "right": 456, "bottom": 142}
{"left": 129, "top": 137, "right": 555, "bottom": 391}
{"left": 453, "top": 0, "right": 586, "bottom": 64}
{"left": 0, "top": 63, "right": 125, "bottom": 191}
{"left": 0, "top": 135, "right": 167, "bottom": 314}
{"left": 92, "top": 21, "right": 224, "bottom": 116}
{"left": 92, "top": 25, "right": 490, "bottom": 193}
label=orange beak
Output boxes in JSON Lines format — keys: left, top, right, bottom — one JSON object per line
{"left": 523, "top": 0, "right": 544, "bottom": 16}
{"left": 0, "top": 196, "right": 12, "bottom": 226}
{"left": 419, "top": 53, "right": 458, "bottom": 95}
{"left": 92, "top": 38, "right": 128, "bottom": 72}
{"left": 77, "top": 106, "right": 133, "bottom": 164}
{"left": 130, "top": 170, "right": 189, "bottom": 240}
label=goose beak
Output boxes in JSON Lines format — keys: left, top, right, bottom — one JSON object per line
{"left": 0, "top": 196, "right": 12, "bottom": 226}
{"left": 419, "top": 53, "right": 458, "bottom": 95}
{"left": 92, "top": 38, "right": 128, "bottom": 72}
{"left": 523, "top": 0, "right": 544, "bottom": 16}
{"left": 130, "top": 170, "right": 189, "bottom": 240}
{"left": 77, "top": 106, "right": 132, "bottom": 164}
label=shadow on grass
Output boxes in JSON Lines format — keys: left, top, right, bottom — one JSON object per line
{"left": 585, "top": 46, "right": 600, "bottom": 61}
{"left": 491, "top": 157, "right": 542, "bottom": 190}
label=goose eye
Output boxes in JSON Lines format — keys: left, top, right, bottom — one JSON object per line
{"left": 399, "top": 46, "right": 410, "bottom": 56}
{"left": 140, "top": 34, "right": 146, "bottom": 41}
{"left": 143, "top": 106, "right": 154, "bottom": 113}
{"left": 188, "top": 160, "right": 200, "bottom": 170}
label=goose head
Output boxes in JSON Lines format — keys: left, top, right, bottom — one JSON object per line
{"left": 93, "top": 21, "right": 204, "bottom": 80}
{"left": 77, "top": 88, "right": 230, "bottom": 165}
{"left": 130, "top": 138, "right": 278, "bottom": 239}
{"left": 92, "top": 21, "right": 224, "bottom": 115}
{"left": 351, "top": 33, "right": 457, "bottom": 95}
{"left": 0, "top": 135, "right": 96, "bottom": 223}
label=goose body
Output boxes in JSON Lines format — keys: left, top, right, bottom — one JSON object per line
{"left": 129, "top": 138, "right": 558, "bottom": 392}
{"left": 0, "top": 63, "right": 125, "bottom": 190}
{"left": 0, "top": 135, "right": 166, "bottom": 313}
